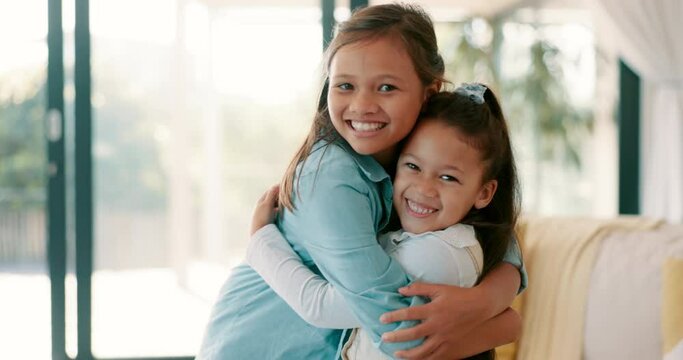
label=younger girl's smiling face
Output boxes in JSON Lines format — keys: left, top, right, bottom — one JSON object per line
{"left": 393, "top": 119, "right": 498, "bottom": 234}
{"left": 327, "top": 35, "right": 434, "bottom": 166}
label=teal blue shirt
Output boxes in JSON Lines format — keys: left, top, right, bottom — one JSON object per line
{"left": 197, "top": 140, "right": 527, "bottom": 359}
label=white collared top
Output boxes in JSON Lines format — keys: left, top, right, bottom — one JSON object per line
{"left": 379, "top": 223, "right": 483, "bottom": 288}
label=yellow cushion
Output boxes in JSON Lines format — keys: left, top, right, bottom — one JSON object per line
{"left": 662, "top": 257, "right": 683, "bottom": 357}
{"left": 495, "top": 292, "right": 525, "bottom": 360}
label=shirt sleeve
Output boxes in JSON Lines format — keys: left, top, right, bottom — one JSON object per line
{"left": 292, "top": 166, "right": 425, "bottom": 355}
{"left": 503, "top": 235, "right": 528, "bottom": 293}
{"left": 246, "top": 224, "right": 360, "bottom": 329}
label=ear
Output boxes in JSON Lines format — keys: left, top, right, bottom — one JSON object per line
{"left": 474, "top": 179, "right": 498, "bottom": 209}
{"left": 422, "top": 81, "right": 441, "bottom": 102}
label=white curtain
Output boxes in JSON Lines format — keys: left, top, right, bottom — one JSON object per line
{"left": 591, "top": 0, "right": 683, "bottom": 223}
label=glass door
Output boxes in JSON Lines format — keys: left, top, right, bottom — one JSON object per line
{"left": 0, "top": 1, "right": 52, "bottom": 359}
{"left": 1, "top": 1, "right": 334, "bottom": 358}
{"left": 87, "top": 0, "right": 323, "bottom": 357}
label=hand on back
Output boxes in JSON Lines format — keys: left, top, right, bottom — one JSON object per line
{"left": 250, "top": 185, "right": 280, "bottom": 236}
{"left": 380, "top": 282, "right": 489, "bottom": 359}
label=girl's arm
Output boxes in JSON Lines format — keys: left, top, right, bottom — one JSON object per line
{"left": 380, "top": 263, "right": 522, "bottom": 360}
{"left": 389, "top": 306, "right": 523, "bottom": 360}
{"left": 451, "top": 307, "right": 522, "bottom": 359}
{"left": 247, "top": 184, "right": 358, "bottom": 328}
{"left": 502, "top": 237, "right": 528, "bottom": 293}
{"left": 247, "top": 224, "right": 359, "bottom": 329}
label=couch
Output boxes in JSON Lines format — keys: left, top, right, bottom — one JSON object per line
{"left": 498, "top": 217, "right": 683, "bottom": 360}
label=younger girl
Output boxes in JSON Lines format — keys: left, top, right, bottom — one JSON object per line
{"left": 248, "top": 84, "right": 519, "bottom": 359}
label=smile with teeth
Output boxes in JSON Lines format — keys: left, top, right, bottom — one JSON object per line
{"left": 406, "top": 199, "right": 437, "bottom": 216}
{"left": 348, "top": 120, "right": 386, "bottom": 132}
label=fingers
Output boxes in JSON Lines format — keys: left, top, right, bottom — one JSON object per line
{"left": 258, "top": 185, "right": 280, "bottom": 206}
{"left": 397, "top": 282, "right": 443, "bottom": 298}
{"left": 393, "top": 337, "right": 440, "bottom": 360}
{"left": 382, "top": 322, "right": 432, "bottom": 343}
{"left": 250, "top": 185, "right": 281, "bottom": 236}
{"left": 380, "top": 303, "right": 431, "bottom": 324}
{"left": 264, "top": 184, "right": 280, "bottom": 207}
{"left": 422, "top": 344, "right": 452, "bottom": 360}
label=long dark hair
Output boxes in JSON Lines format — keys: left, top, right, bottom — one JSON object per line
{"left": 279, "top": 3, "right": 446, "bottom": 210}
{"left": 420, "top": 85, "right": 521, "bottom": 279}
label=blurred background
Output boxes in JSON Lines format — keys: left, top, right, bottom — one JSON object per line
{"left": 0, "top": 0, "right": 681, "bottom": 359}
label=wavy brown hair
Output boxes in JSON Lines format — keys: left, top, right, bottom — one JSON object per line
{"left": 279, "top": 3, "right": 446, "bottom": 210}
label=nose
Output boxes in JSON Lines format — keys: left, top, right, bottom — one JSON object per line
{"left": 414, "top": 176, "right": 438, "bottom": 198}
{"left": 349, "top": 90, "right": 379, "bottom": 115}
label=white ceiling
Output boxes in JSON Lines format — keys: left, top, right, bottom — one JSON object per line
{"left": 197, "top": 0, "right": 530, "bottom": 17}
{"left": 194, "top": 0, "right": 590, "bottom": 20}
{"left": 372, "top": 0, "right": 529, "bottom": 17}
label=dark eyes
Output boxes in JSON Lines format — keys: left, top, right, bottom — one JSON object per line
{"left": 334, "top": 83, "right": 396, "bottom": 91}
{"left": 440, "top": 175, "right": 458, "bottom": 182}
{"left": 404, "top": 162, "right": 460, "bottom": 183}
{"left": 378, "top": 84, "right": 397, "bottom": 92}
{"left": 405, "top": 162, "right": 419, "bottom": 170}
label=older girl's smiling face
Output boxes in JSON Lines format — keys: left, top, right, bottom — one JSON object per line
{"left": 393, "top": 119, "right": 498, "bottom": 234}
{"left": 327, "top": 35, "right": 433, "bottom": 167}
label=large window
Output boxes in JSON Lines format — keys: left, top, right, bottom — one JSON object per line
{"left": 1, "top": 0, "right": 325, "bottom": 358}
{"left": 88, "top": 0, "right": 321, "bottom": 357}
{"left": 430, "top": 7, "right": 616, "bottom": 216}
{"left": 0, "top": 1, "right": 50, "bottom": 359}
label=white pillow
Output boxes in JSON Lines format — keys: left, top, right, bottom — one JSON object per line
{"left": 584, "top": 224, "right": 683, "bottom": 360}
{"left": 664, "top": 342, "right": 683, "bottom": 360}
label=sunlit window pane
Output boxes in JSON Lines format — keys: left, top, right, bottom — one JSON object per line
{"left": 0, "top": 1, "right": 49, "bottom": 359}
{"left": 434, "top": 8, "right": 611, "bottom": 216}
{"left": 90, "top": 0, "right": 321, "bottom": 357}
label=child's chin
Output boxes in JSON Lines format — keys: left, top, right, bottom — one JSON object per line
{"left": 401, "top": 222, "right": 430, "bottom": 234}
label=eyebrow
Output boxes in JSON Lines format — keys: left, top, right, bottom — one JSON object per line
{"left": 331, "top": 74, "right": 404, "bottom": 82}
{"left": 401, "top": 153, "right": 464, "bottom": 174}
{"left": 443, "top": 164, "right": 464, "bottom": 174}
